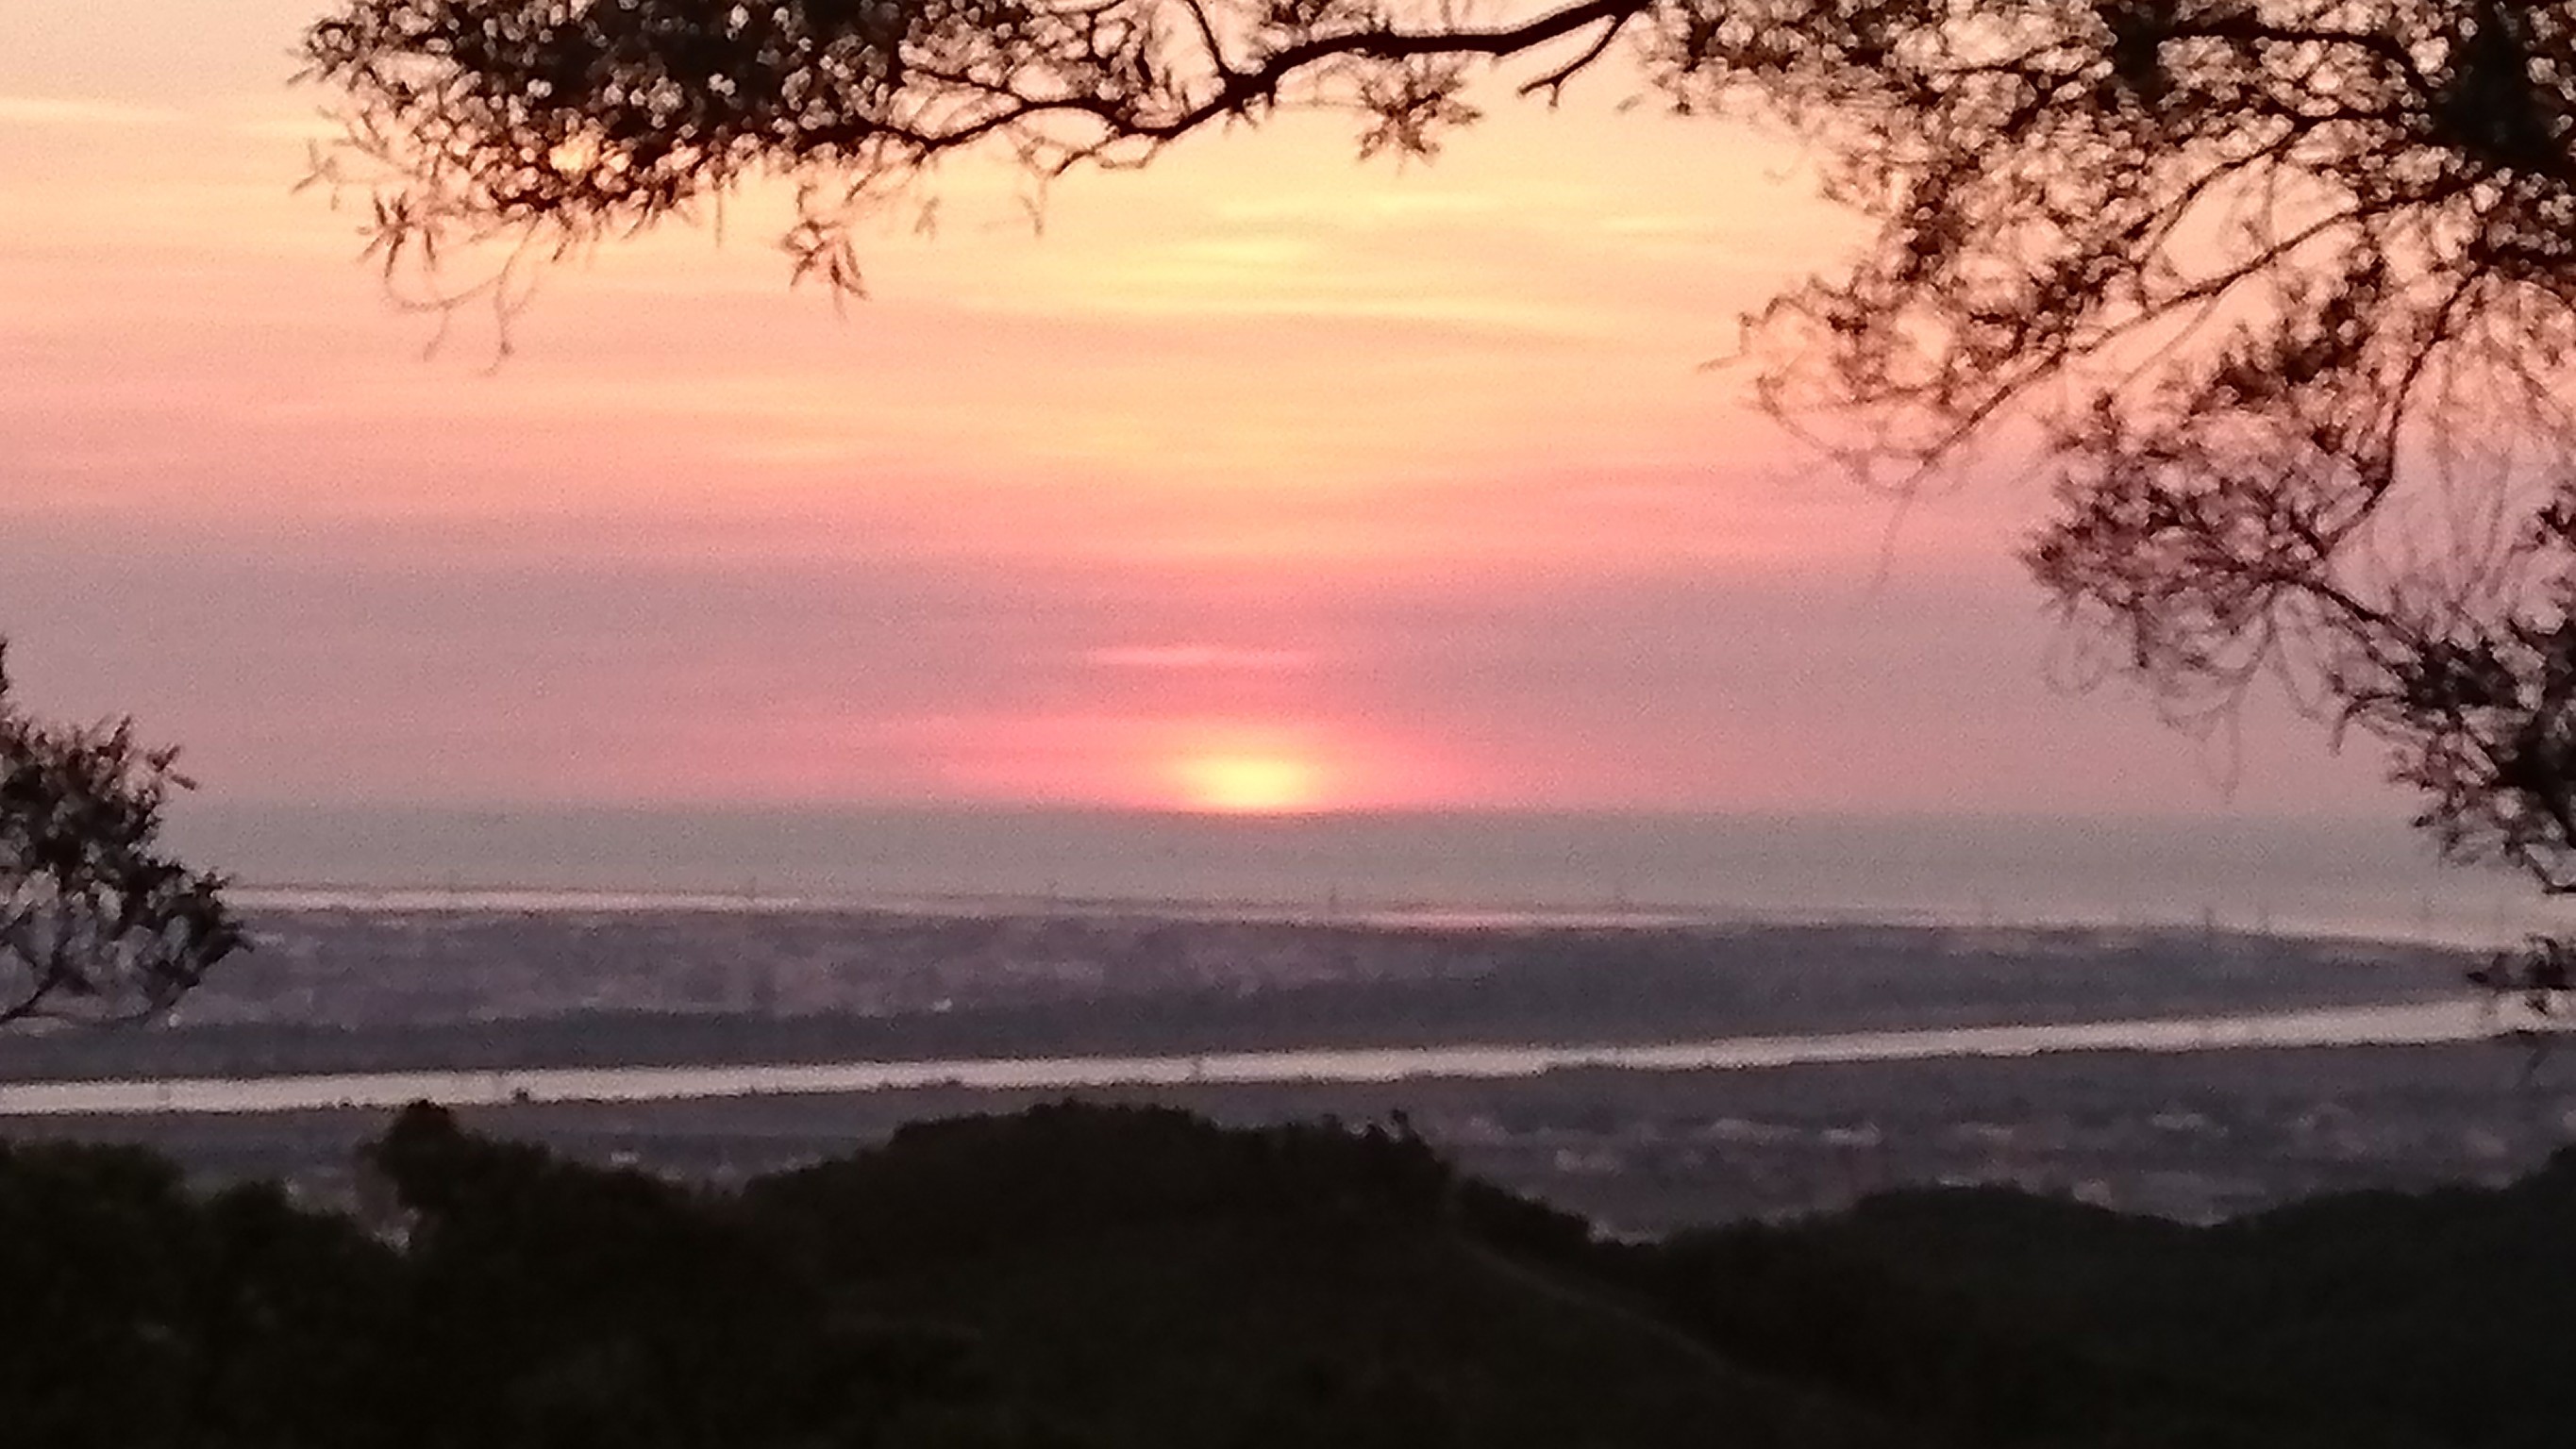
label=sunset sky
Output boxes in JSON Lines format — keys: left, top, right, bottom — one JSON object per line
{"left": 1, "top": 3, "right": 2413, "bottom": 819}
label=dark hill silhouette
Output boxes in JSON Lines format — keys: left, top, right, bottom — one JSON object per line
{"left": 1772, "top": 1161, "right": 2576, "bottom": 1447}
{"left": 9, "top": 1100, "right": 2576, "bottom": 1445}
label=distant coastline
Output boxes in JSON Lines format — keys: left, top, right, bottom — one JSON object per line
{"left": 220, "top": 880, "right": 2519, "bottom": 952}
{"left": 0, "top": 909, "right": 2471, "bottom": 1090}
{"left": 174, "top": 803, "right": 2562, "bottom": 948}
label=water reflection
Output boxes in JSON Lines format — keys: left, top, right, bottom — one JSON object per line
{"left": 0, "top": 997, "right": 2523, "bottom": 1119}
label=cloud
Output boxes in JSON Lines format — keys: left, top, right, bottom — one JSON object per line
{"left": 230, "top": 110, "right": 346, "bottom": 142}
{"left": 1085, "top": 645, "right": 1319, "bottom": 673}
{"left": 0, "top": 96, "right": 189, "bottom": 128}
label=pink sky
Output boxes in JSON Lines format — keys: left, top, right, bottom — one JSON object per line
{"left": 1, "top": 4, "right": 2413, "bottom": 817}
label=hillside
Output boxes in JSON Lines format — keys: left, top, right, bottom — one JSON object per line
{"left": 7, "top": 1100, "right": 2574, "bottom": 1446}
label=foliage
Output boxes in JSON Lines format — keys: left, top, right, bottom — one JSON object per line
{"left": 0, "top": 1102, "right": 1899, "bottom": 1447}
{"left": 0, "top": 644, "right": 244, "bottom": 1028}
{"left": 24, "top": 1099, "right": 2576, "bottom": 1444}
{"left": 0, "top": 1140, "right": 400, "bottom": 1449}
{"left": 294, "top": 1, "right": 2576, "bottom": 907}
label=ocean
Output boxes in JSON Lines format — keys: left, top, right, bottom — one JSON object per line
{"left": 168, "top": 804, "right": 2565, "bottom": 947}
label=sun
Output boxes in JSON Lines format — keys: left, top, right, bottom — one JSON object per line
{"left": 1173, "top": 752, "right": 1324, "bottom": 815}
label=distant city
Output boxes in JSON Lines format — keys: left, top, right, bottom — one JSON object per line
{"left": 8, "top": 892, "right": 2567, "bottom": 1234}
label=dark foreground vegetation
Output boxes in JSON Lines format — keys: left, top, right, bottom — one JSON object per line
{"left": 12, "top": 1100, "right": 2575, "bottom": 1448}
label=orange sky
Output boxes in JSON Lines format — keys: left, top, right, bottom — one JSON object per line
{"left": 0, "top": 3, "right": 2414, "bottom": 818}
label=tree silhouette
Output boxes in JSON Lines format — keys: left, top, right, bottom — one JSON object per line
{"left": 0, "top": 644, "right": 244, "bottom": 1027}
{"left": 300, "top": 3, "right": 2576, "bottom": 899}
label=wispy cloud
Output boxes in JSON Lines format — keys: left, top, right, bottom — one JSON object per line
{"left": 1086, "top": 644, "right": 1318, "bottom": 673}
{"left": 230, "top": 109, "right": 345, "bottom": 142}
{"left": 0, "top": 95, "right": 190, "bottom": 128}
